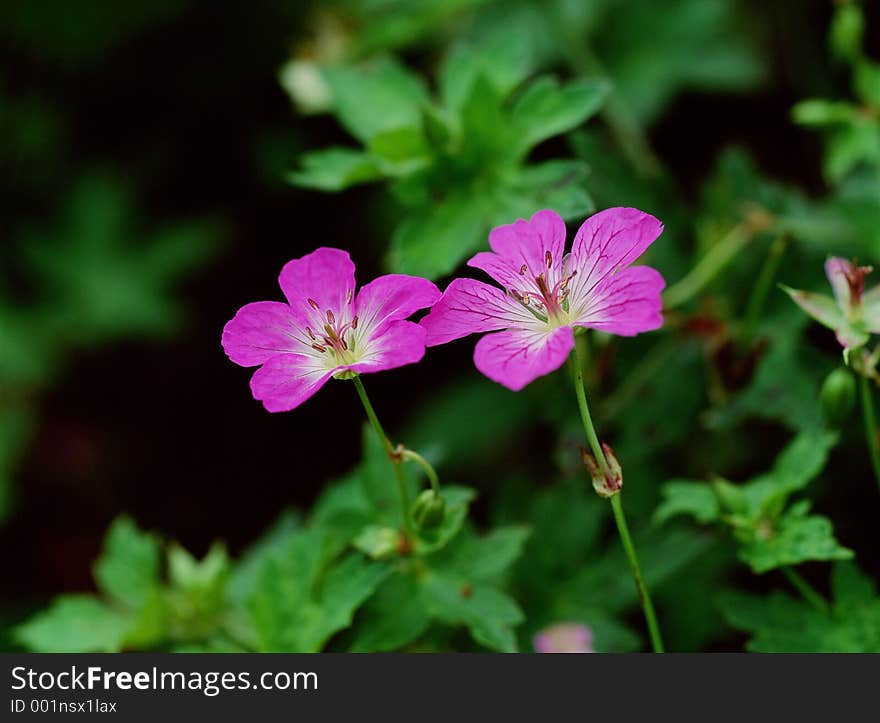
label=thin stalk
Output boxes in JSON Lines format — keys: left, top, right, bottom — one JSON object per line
{"left": 400, "top": 449, "right": 440, "bottom": 494}
{"left": 741, "top": 234, "right": 788, "bottom": 343}
{"left": 781, "top": 567, "right": 829, "bottom": 613}
{"left": 859, "top": 373, "right": 880, "bottom": 493}
{"left": 663, "top": 224, "right": 752, "bottom": 310}
{"left": 352, "top": 375, "right": 412, "bottom": 536}
{"left": 569, "top": 346, "right": 665, "bottom": 652}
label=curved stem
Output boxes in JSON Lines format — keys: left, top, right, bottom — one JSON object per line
{"left": 741, "top": 234, "right": 788, "bottom": 344}
{"left": 610, "top": 495, "right": 665, "bottom": 653}
{"left": 352, "top": 375, "right": 412, "bottom": 536}
{"left": 781, "top": 567, "right": 829, "bottom": 613}
{"left": 400, "top": 449, "right": 440, "bottom": 493}
{"left": 663, "top": 223, "right": 752, "bottom": 310}
{"left": 859, "top": 373, "right": 880, "bottom": 493}
{"left": 569, "top": 345, "right": 665, "bottom": 652}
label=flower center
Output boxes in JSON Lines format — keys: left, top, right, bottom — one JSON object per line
{"left": 303, "top": 297, "right": 359, "bottom": 365}
{"left": 509, "top": 252, "right": 577, "bottom": 326}
{"left": 844, "top": 261, "right": 873, "bottom": 317}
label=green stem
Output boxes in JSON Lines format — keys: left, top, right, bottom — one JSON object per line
{"left": 352, "top": 375, "right": 412, "bottom": 536}
{"left": 569, "top": 346, "right": 665, "bottom": 652}
{"left": 781, "top": 567, "right": 829, "bottom": 613}
{"left": 859, "top": 373, "right": 880, "bottom": 493}
{"left": 610, "top": 494, "right": 665, "bottom": 653}
{"left": 401, "top": 449, "right": 440, "bottom": 493}
{"left": 741, "top": 234, "right": 788, "bottom": 344}
{"left": 663, "top": 224, "right": 752, "bottom": 310}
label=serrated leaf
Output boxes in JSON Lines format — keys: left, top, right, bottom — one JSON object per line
{"left": 14, "top": 596, "right": 131, "bottom": 653}
{"left": 321, "top": 58, "right": 429, "bottom": 142}
{"left": 439, "top": 30, "right": 533, "bottom": 114}
{"left": 654, "top": 480, "right": 720, "bottom": 525}
{"left": 738, "top": 502, "right": 853, "bottom": 574}
{"left": 510, "top": 77, "right": 607, "bottom": 155}
{"left": 433, "top": 525, "right": 530, "bottom": 583}
{"left": 288, "top": 147, "right": 382, "bottom": 191}
{"left": 93, "top": 516, "right": 161, "bottom": 609}
{"left": 247, "top": 530, "right": 389, "bottom": 652}
{"left": 349, "top": 573, "right": 430, "bottom": 652}
{"left": 421, "top": 572, "right": 524, "bottom": 652}
{"left": 388, "top": 193, "right": 486, "bottom": 278}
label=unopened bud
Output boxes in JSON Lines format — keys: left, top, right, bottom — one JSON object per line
{"left": 821, "top": 367, "right": 856, "bottom": 426}
{"left": 411, "top": 489, "right": 446, "bottom": 529}
{"left": 581, "top": 443, "right": 622, "bottom": 498}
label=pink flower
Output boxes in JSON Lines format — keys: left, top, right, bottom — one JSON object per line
{"left": 222, "top": 248, "right": 440, "bottom": 411}
{"left": 420, "top": 208, "right": 666, "bottom": 390}
{"left": 784, "top": 257, "right": 880, "bottom": 350}
{"left": 533, "top": 622, "right": 594, "bottom": 653}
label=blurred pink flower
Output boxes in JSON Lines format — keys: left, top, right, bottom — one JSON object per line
{"left": 784, "top": 257, "right": 880, "bottom": 350}
{"left": 222, "top": 247, "right": 440, "bottom": 411}
{"left": 420, "top": 208, "right": 665, "bottom": 390}
{"left": 533, "top": 622, "right": 594, "bottom": 653}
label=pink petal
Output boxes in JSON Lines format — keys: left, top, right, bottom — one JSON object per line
{"left": 568, "top": 207, "right": 663, "bottom": 311}
{"left": 278, "top": 247, "right": 356, "bottom": 316}
{"left": 782, "top": 287, "right": 845, "bottom": 330}
{"left": 347, "top": 320, "right": 429, "bottom": 374}
{"left": 473, "top": 326, "right": 574, "bottom": 391}
{"left": 467, "top": 251, "right": 528, "bottom": 291}
{"left": 486, "top": 209, "right": 567, "bottom": 279}
{"left": 575, "top": 266, "right": 665, "bottom": 336}
{"left": 221, "top": 301, "right": 302, "bottom": 367}
{"left": 420, "top": 278, "right": 539, "bottom": 346}
{"left": 534, "top": 623, "right": 594, "bottom": 654}
{"left": 354, "top": 274, "right": 441, "bottom": 332}
{"left": 248, "top": 354, "right": 333, "bottom": 412}
{"left": 825, "top": 257, "right": 853, "bottom": 310}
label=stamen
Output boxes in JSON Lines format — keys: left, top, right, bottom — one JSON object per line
{"left": 311, "top": 343, "right": 327, "bottom": 353}
{"left": 341, "top": 338, "right": 348, "bottom": 351}
{"left": 520, "top": 264, "right": 527, "bottom": 275}
{"left": 346, "top": 289, "right": 353, "bottom": 304}
{"left": 522, "top": 293, "right": 531, "bottom": 305}
{"left": 351, "top": 315, "right": 359, "bottom": 330}
{"left": 308, "top": 298, "right": 320, "bottom": 311}
{"left": 545, "top": 250, "right": 552, "bottom": 268}
{"left": 323, "top": 323, "right": 335, "bottom": 338}
{"left": 306, "top": 326, "right": 316, "bottom": 340}
{"left": 326, "top": 309, "right": 335, "bottom": 325}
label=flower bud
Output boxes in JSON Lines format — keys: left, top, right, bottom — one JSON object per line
{"left": 581, "top": 443, "right": 622, "bottom": 498}
{"left": 411, "top": 489, "right": 446, "bottom": 529}
{"left": 821, "top": 367, "right": 856, "bottom": 426}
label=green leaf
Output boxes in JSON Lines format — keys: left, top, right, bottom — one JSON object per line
{"left": 721, "top": 562, "right": 880, "bottom": 651}
{"left": 388, "top": 193, "right": 486, "bottom": 279}
{"left": 497, "top": 160, "right": 594, "bottom": 222}
{"left": 654, "top": 480, "right": 720, "bottom": 525}
{"left": 510, "top": 77, "right": 608, "bottom": 155}
{"left": 421, "top": 572, "right": 524, "bottom": 652}
{"left": 93, "top": 516, "right": 161, "bottom": 609}
{"left": 791, "top": 99, "right": 858, "bottom": 127}
{"left": 433, "top": 525, "right": 530, "bottom": 583}
{"left": 288, "top": 147, "right": 382, "bottom": 191}
{"left": 322, "top": 58, "right": 429, "bottom": 142}
{"left": 825, "top": 121, "right": 880, "bottom": 183}
{"left": 738, "top": 502, "right": 853, "bottom": 574}
{"left": 247, "top": 530, "right": 389, "bottom": 652}
{"left": 14, "top": 596, "right": 131, "bottom": 653}
{"left": 439, "top": 30, "right": 533, "bottom": 114}
{"left": 765, "top": 429, "right": 838, "bottom": 496}
{"left": 353, "top": 525, "right": 403, "bottom": 559}
{"left": 854, "top": 60, "right": 880, "bottom": 108}
{"left": 227, "top": 510, "right": 300, "bottom": 604}
{"left": 367, "top": 126, "right": 430, "bottom": 171}
{"left": 349, "top": 573, "right": 430, "bottom": 652}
